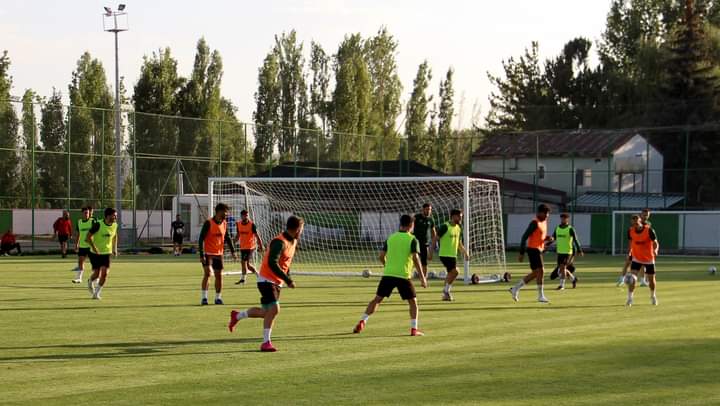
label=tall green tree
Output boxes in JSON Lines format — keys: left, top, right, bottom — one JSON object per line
{"left": 253, "top": 51, "right": 281, "bottom": 166}
{"left": 330, "top": 33, "right": 370, "bottom": 161}
{"left": 176, "top": 38, "right": 223, "bottom": 192}
{"left": 132, "top": 48, "right": 184, "bottom": 208}
{"left": 0, "top": 51, "right": 20, "bottom": 208}
{"left": 19, "top": 89, "right": 39, "bottom": 206}
{"left": 436, "top": 68, "right": 455, "bottom": 172}
{"left": 68, "top": 52, "right": 114, "bottom": 206}
{"left": 37, "top": 90, "right": 67, "bottom": 208}
{"left": 309, "top": 41, "right": 331, "bottom": 159}
{"left": 364, "top": 27, "right": 403, "bottom": 160}
{"left": 405, "top": 61, "right": 433, "bottom": 165}
{"left": 275, "top": 31, "right": 305, "bottom": 160}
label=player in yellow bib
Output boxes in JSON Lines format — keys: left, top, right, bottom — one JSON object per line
{"left": 353, "top": 214, "right": 428, "bottom": 336}
{"left": 72, "top": 206, "right": 96, "bottom": 284}
{"left": 86, "top": 208, "right": 118, "bottom": 300}
{"left": 433, "top": 209, "right": 469, "bottom": 302}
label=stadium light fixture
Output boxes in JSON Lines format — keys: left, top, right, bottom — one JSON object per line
{"left": 102, "top": 5, "right": 129, "bottom": 231}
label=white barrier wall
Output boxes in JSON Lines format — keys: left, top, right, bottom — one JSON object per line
{"left": 506, "top": 213, "right": 591, "bottom": 249}
{"left": 12, "top": 209, "right": 172, "bottom": 238}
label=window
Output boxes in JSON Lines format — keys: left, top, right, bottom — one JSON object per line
{"left": 508, "top": 157, "right": 518, "bottom": 170}
{"left": 576, "top": 169, "right": 592, "bottom": 187}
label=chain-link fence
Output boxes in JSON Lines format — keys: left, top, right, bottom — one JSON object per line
{"left": 1, "top": 99, "right": 719, "bottom": 253}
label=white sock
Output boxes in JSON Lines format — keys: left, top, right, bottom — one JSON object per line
{"left": 94, "top": 285, "right": 103, "bottom": 295}
{"left": 650, "top": 290, "right": 656, "bottom": 298}
{"left": 263, "top": 328, "right": 272, "bottom": 343}
{"left": 410, "top": 319, "right": 418, "bottom": 329}
{"left": 537, "top": 284, "right": 545, "bottom": 297}
{"left": 559, "top": 278, "right": 566, "bottom": 288}
{"left": 361, "top": 313, "right": 370, "bottom": 322}
{"left": 75, "top": 269, "right": 83, "bottom": 280}
{"left": 215, "top": 292, "right": 222, "bottom": 300}
{"left": 236, "top": 310, "right": 248, "bottom": 320}
{"left": 444, "top": 283, "right": 452, "bottom": 294}
{"left": 570, "top": 274, "right": 576, "bottom": 281}
{"left": 514, "top": 280, "right": 526, "bottom": 290}
{"left": 201, "top": 290, "right": 208, "bottom": 300}
{"left": 628, "top": 291, "right": 634, "bottom": 301}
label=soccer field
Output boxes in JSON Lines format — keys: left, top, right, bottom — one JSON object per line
{"left": 1, "top": 255, "right": 719, "bottom": 405}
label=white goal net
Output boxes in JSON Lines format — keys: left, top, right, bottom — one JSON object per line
{"left": 209, "top": 177, "right": 506, "bottom": 283}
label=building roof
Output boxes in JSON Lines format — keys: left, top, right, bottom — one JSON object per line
{"left": 472, "top": 130, "right": 638, "bottom": 159}
{"left": 472, "top": 172, "right": 566, "bottom": 199}
{"left": 252, "top": 160, "right": 444, "bottom": 178}
{"left": 569, "top": 192, "right": 684, "bottom": 209}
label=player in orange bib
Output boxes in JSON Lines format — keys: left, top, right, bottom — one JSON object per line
{"left": 624, "top": 214, "right": 660, "bottom": 306}
{"left": 510, "top": 204, "right": 554, "bottom": 303}
{"left": 228, "top": 215, "right": 304, "bottom": 352}
{"left": 198, "top": 203, "right": 237, "bottom": 305}
{"left": 234, "top": 209, "right": 264, "bottom": 285}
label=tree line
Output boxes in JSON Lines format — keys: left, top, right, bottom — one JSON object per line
{"left": 486, "top": 0, "right": 720, "bottom": 204}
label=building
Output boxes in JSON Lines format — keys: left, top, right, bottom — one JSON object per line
{"left": 471, "top": 130, "right": 674, "bottom": 210}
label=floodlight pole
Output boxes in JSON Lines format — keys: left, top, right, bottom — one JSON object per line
{"left": 104, "top": 6, "right": 127, "bottom": 229}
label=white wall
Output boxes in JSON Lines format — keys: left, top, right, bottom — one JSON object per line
{"left": 12, "top": 209, "right": 172, "bottom": 239}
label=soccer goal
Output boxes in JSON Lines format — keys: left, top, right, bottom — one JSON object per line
{"left": 611, "top": 210, "right": 720, "bottom": 256}
{"left": 209, "top": 176, "right": 506, "bottom": 283}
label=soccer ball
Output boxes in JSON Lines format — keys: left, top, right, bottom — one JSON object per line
{"left": 470, "top": 273, "right": 480, "bottom": 284}
{"left": 427, "top": 271, "right": 437, "bottom": 280}
{"left": 709, "top": 266, "right": 717, "bottom": 275}
{"left": 362, "top": 269, "right": 372, "bottom": 278}
{"left": 503, "top": 272, "right": 512, "bottom": 282}
{"left": 624, "top": 273, "right": 637, "bottom": 285}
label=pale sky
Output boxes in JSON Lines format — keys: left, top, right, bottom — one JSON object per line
{"left": 1, "top": 0, "right": 611, "bottom": 128}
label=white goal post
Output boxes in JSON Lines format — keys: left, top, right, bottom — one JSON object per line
{"left": 611, "top": 210, "right": 720, "bottom": 256}
{"left": 209, "top": 176, "right": 506, "bottom": 283}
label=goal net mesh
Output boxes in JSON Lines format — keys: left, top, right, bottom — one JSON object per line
{"left": 209, "top": 177, "right": 506, "bottom": 282}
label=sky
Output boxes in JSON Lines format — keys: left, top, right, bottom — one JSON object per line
{"left": 1, "top": 0, "right": 612, "bottom": 128}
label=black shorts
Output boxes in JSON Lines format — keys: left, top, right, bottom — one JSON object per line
{"left": 527, "top": 248, "right": 544, "bottom": 270}
{"left": 202, "top": 255, "right": 224, "bottom": 271}
{"left": 631, "top": 261, "right": 655, "bottom": 274}
{"left": 88, "top": 253, "right": 111, "bottom": 270}
{"left": 173, "top": 235, "right": 184, "bottom": 245}
{"left": 418, "top": 244, "right": 429, "bottom": 266}
{"left": 240, "top": 249, "right": 254, "bottom": 262}
{"left": 257, "top": 281, "right": 281, "bottom": 307}
{"left": 77, "top": 247, "right": 91, "bottom": 257}
{"left": 58, "top": 234, "right": 69, "bottom": 243}
{"left": 556, "top": 254, "right": 572, "bottom": 266}
{"left": 439, "top": 256, "right": 457, "bottom": 271}
{"left": 376, "top": 276, "right": 416, "bottom": 300}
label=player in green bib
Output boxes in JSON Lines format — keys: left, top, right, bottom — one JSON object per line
{"left": 353, "top": 214, "right": 427, "bottom": 336}
{"left": 71, "top": 206, "right": 96, "bottom": 284}
{"left": 433, "top": 209, "right": 469, "bottom": 301}
{"left": 86, "top": 207, "right": 119, "bottom": 300}
{"left": 549, "top": 213, "right": 583, "bottom": 290}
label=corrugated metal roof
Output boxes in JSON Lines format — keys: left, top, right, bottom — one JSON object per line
{"left": 473, "top": 130, "right": 637, "bottom": 158}
{"left": 570, "top": 192, "right": 684, "bottom": 209}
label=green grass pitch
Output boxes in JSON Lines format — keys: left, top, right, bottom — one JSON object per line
{"left": 1, "top": 254, "right": 719, "bottom": 405}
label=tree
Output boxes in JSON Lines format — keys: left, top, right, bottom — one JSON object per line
{"left": 365, "top": 27, "right": 403, "bottom": 160}
{"left": 176, "top": 38, "right": 224, "bottom": 192}
{"left": 132, "top": 48, "right": 184, "bottom": 208}
{"left": 68, "top": 52, "right": 114, "bottom": 206}
{"left": 436, "top": 68, "right": 455, "bottom": 172}
{"left": 0, "top": 51, "right": 20, "bottom": 208}
{"left": 253, "top": 51, "right": 281, "bottom": 165}
{"left": 405, "top": 61, "right": 433, "bottom": 165}
{"left": 275, "top": 30, "right": 305, "bottom": 160}
{"left": 19, "top": 89, "right": 39, "bottom": 206}
{"left": 37, "top": 90, "right": 67, "bottom": 208}
{"left": 330, "top": 33, "right": 370, "bottom": 161}
{"left": 309, "top": 41, "right": 331, "bottom": 159}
